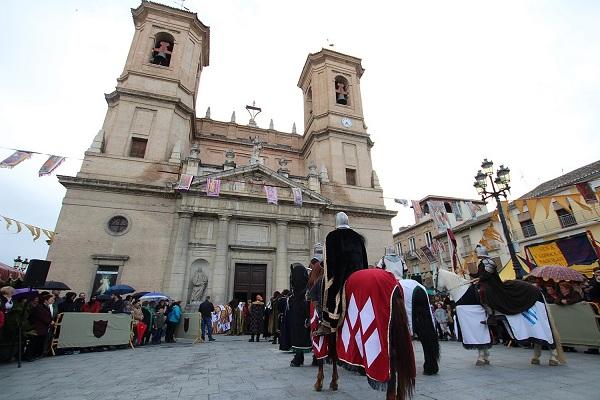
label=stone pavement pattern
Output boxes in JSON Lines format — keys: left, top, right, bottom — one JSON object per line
{"left": 1, "top": 337, "right": 599, "bottom": 400}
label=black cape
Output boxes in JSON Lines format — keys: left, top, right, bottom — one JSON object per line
{"left": 288, "top": 263, "right": 311, "bottom": 352}
{"left": 472, "top": 260, "right": 539, "bottom": 315}
{"left": 278, "top": 296, "right": 291, "bottom": 351}
{"left": 322, "top": 228, "right": 368, "bottom": 328}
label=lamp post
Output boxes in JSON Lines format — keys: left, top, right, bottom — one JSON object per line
{"left": 473, "top": 159, "right": 523, "bottom": 279}
{"left": 13, "top": 256, "right": 22, "bottom": 271}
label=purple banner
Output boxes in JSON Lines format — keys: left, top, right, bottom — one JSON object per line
{"left": 38, "top": 155, "right": 65, "bottom": 176}
{"left": 0, "top": 151, "right": 32, "bottom": 169}
{"left": 264, "top": 185, "right": 278, "bottom": 205}
{"left": 556, "top": 233, "right": 598, "bottom": 265}
{"left": 206, "top": 177, "right": 221, "bottom": 197}
{"left": 292, "top": 187, "right": 302, "bottom": 206}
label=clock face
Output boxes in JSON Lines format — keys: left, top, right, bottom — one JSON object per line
{"left": 341, "top": 117, "right": 353, "bottom": 128}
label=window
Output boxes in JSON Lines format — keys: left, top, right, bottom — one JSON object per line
{"left": 397, "top": 242, "right": 403, "bottom": 255}
{"left": 334, "top": 76, "right": 349, "bottom": 105}
{"left": 444, "top": 202, "right": 453, "bottom": 213}
{"left": 306, "top": 87, "right": 313, "bottom": 116}
{"left": 520, "top": 219, "right": 537, "bottom": 238}
{"left": 345, "top": 168, "right": 357, "bottom": 185}
{"left": 409, "top": 237, "right": 416, "bottom": 252}
{"left": 150, "top": 32, "right": 174, "bottom": 67}
{"left": 556, "top": 208, "right": 577, "bottom": 228}
{"left": 129, "top": 138, "right": 147, "bottom": 158}
{"left": 425, "top": 231, "right": 433, "bottom": 247}
{"left": 461, "top": 235, "right": 473, "bottom": 253}
{"left": 108, "top": 216, "right": 129, "bottom": 235}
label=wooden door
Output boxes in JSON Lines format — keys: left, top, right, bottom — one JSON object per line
{"left": 233, "top": 263, "right": 266, "bottom": 302}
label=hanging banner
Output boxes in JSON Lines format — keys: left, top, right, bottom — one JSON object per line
{"left": 292, "top": 187, "right": 302, "bottom": 207}
{"left": 206, "top": 177, "right": 221, "bottom": 197}
{"left": 38, "top": 155, "right": 65, "bottom": 176}
{"left": 394, "top": 198, "right": 409, "bottom": 207}
{"left": 514, "top": 200, "right": 525, "bottom": 214}
{"left": 554, "top": 195, "right": 571, "bottom": 212}
{"left": 264, "top": 186, "right": 278, "bottom": 205}
{"left": 555, "top": 233, "right": 598, "bottom": 265}
{"left": 539, "top": 197, "right": 552, "bottom": 219}
{"left": 411, "top": 200, "right": 423, "bottom": 222}
{"left": 0, "top": 151, "right": 32, "bottom": 169}
{"left": 568, "top": 193, "right": 592, "bottom": 212}
{"left": 451, "top": 202, "right": 463, "bottom": 221}
{"left": 525, "top": 199, "right": 538, "bottom": 220}
{"left": 576, "top": 182, "right": 598, "bottom": 204}
{"left": 466, "top": 201, "right": 480, "bottom": 219}
{"left": 428, "top": 201, "right": 450, "bottom": 235}
{"left": 528, "top": 242, "right": 569, "bottom": 266}
{"left": 1, "top": 215, "right": 53, "bottom": 242}
{"left": 176, "top": 174, "right": 193, "bottom": 191}
{"left": 420, "top": 246, "right": 436, "bottom": 263}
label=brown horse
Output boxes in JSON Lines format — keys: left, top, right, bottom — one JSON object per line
{"left": 312, "top": 269, "right": 416, "bottom": 400}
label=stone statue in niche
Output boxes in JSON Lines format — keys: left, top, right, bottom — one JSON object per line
{"left": 224, "top": 149, "right": 236, "bottom": 169}
{"left": 249, "top": 137, "right": 263, "bottom": 165}
{"left": 189, "top": 267, "right": 208, "bottom": 304}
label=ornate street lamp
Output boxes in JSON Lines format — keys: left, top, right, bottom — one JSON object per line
{"left": 20, "top": 258, "right": 30, "bottom": 273}
{"left": 473, "top": 159, "right": 523, "bottom": 279}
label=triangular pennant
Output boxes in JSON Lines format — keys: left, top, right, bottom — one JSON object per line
{"left": 42, "top": 229, "right": 56, "bottom": 243}
{"left": 491, "top": 210, "right": 499, "bottom": 222}
{"left": 539, "top": 196, "right": 552, "bottom": 219}
{"left": 24, "top": 224, "right": 41, "bottom": 241}
{"left": 38, "top": 155, "right": 66, "bottom": 177}
{"left": 514, "top": 199, "right": 525, "bottom": 214}
{"left": 568, "top": 193, "right": 592, "bottom": 211}
{"left": 554, "top": 195, "right": 571, "bottom": 211}
{"left": 2, "top": 216, "right": 13, "bottom": 230}
{"left": 525, "top": 199, "right": 538, "bottom": 220}
{"left": 500, "top": 201, "right": 510, "bottom": 222}
{"left": 13, "top": 220, "right": 22, "bottom": 234}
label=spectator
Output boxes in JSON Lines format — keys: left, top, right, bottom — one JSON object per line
{"left": 58, "top": 292, "right": 77, "bottom": 313}
{"left": 141, "top": 301, "right": 155, "bottom": 345}
{"left": 51, "top": 290, "right": 64, "bottom": 306}
{"left": 557, "top": 282, "right": 582, "bottom": 305}
{"left": 165, "top": 301, "right": 182, "bottom": 343}
{"left": 199, "top": 296, "right": 216, "bottom": 342}
{"left": 81, "top": 295, "right": 102, "bottom": 313}
{"left": 131, "top": 300, "right": 146, "bottom": 345}
{"left": 25, "top": 294, "right": 53, "bottom": 361}
{"left": 123, "top": 295, "right": 133, "bottom": 314}
{"left": 248, "top": 295, "right": 265, "bottom": 342}
{"left": 446, "top": 304, "right": 455, "bottom": 340}
{"left": 152, "top": 305, "right": 166, "bottom": 345}
{"left": 543, "top": 284, "right": 560, "bottom": 304}
{"left": 433, "top": 303, "right": 450, "bottom": 340}
{"left": 0, "top": 286, "right": 14, "bottom": 336}
{"left": 583, "top": 268, "right": 600, "bottom": 304}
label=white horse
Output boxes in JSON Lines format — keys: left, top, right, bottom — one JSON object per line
{"left": 383, "top": 256, "right": 440, "bottom": 375}
{"left": 434, "top": 268, "right": 564, "bottom": 367}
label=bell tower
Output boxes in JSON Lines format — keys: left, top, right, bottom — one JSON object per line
{"left": 80, "top": 1, "right": 210, "bottom": 183}
{"left": 298, "top": 49, "right": 375, "bottom": 191}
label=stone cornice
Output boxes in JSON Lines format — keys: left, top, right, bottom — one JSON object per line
{"left": 229, "top": 244, "right": 277, "bottom": 252}
{"left": 57, "top": 175, "right": 176, "bottom": 197}
{"left": 105, "top": 87, "right": 194, "bottom": 116}
{"left": 300, "top": 128, "right": 373, "bottom": 155}
{"left": 91, "top": 254, "right": 130, "bottom": 262}
{"left": 196, "top": 134, "right": 302, "bottom": 156}
{"left": 117, "top": 70, "right": 193, "bottom": 96}
{"left": 298, "top": 48, "right": 365, "bottom": 88}
{"left": 326, "top": 204, "right": 397, "bottom": 219}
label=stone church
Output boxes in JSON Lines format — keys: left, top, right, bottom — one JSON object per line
{"left": 47, "top": 1, "right": 396, "bottom": 306}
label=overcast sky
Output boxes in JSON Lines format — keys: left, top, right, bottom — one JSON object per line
{"left": 1, "top": 0, "right": 599, "bottom": 266}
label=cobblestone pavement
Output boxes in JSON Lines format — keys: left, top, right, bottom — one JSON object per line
{"left": 1, "top": 336, "right": 599, "bottom": 400}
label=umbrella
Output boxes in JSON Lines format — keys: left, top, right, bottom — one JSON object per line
{"left": 132, "top": 291, "right": 150, "bottom": 299}
{"left": 12, "top": 288, "right": 39, "bottom": 300}
{"left": 104, "top": 284, "right": 135, "bottom": 295}
{"left": 34, "top": 281, "right": 71, "bottom": 291}
{"left": 96, "top": 294, "right": 111, "bottom": 301}
{"left": 526, "top": 265, "right": 585, "bottom": 283}
{"left": 139, "top": 292, "right": 169, "bottom": 301}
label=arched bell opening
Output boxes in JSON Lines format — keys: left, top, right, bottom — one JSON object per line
{"left": 150, "top": 32, "right": 175, "bottom": 67}
{"left": 334, "top": 75, "right": 349, "bottom": 105}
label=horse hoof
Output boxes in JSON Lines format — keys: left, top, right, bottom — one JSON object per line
{"left": 314, "top": 384, "right": 322, "bottom": 392}
{"left": 531, "top": 358, "right": 540, "bottom": 365}
{"left": 475, "top": 360, "right": 485, "bottom": 366}
{"left": 484, "top": 360, "right": 490, "bottom": 365}
{"left": 549, "top": 359, "right": 560, "bottom": 366}
{"left": 330, "top": 383, "right": 338, "bottom": 391}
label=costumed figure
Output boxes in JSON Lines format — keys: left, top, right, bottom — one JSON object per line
{"left": 268, "top": 291, "right": 282, "bottom": 344}
{"left": 316, "top": 212, "right": 368, "bottom": 336}
{"left": 307, "top": 244, "right": 328, "bottom": 363}
{"left": 248, "top": 295, "right": 265, "bottom": 342}
{"left": 470, "top": 245, "right": 539, "bottom": 325}
{"left": 288, "top": 263, "right": 312, "bottom": 366}
{"left": 278, "top": 290, "right": 291, "bottom": 351}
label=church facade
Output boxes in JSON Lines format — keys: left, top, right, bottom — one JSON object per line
{"left": 47, "top": 1, "right": 396, "bottom": 306}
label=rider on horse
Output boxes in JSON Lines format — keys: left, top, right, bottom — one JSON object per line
{"left": 470, "top": 244, "right": 539, "bottom": 325}
{"left": 314, "top": 212, "right": 368, "bottom": 336}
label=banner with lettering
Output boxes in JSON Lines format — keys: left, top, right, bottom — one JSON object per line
{"left": 527, "top": 233, "right": 598, "bottom": 267}
{"left": 38, "top": 155, "right": 65, "bottom": 176}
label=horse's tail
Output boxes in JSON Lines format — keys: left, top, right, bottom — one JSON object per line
{"left": 391, "top": 287, "right": 416, "bottom": 400}
{"left": 412, "top": 285, "right": 440, "bottom": 375}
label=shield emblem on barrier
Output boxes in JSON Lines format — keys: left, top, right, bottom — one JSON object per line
{"left": 184, "top": 318, "right": 190, "bottom": 332}
{"left": 93, "top": 320, "right": 108, "bottom": 338}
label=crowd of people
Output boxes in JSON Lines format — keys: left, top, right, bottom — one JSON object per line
{"left": 0, "top": 285, "right": 186, "bottom": 363}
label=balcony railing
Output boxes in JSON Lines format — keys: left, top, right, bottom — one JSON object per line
{"left": 511, "top": 208, "right": 598, "bottom": 241}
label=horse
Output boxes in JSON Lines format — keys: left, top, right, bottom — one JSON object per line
{"left": 312, "top": 268, "right": 416, "bottom": 400}
{"left": 382, "top": 255, "right": 440, "bottom": 375}
{"left": 434, "top": 268, "right": 565, "bottom": 367}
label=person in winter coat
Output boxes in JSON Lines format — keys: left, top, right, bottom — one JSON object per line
{"left": 433, "top": 303, "right": 451, "bottom": 340}
{"left": 248, "top": 295, "right": 265, "bottom": 342}
{"left": 81, "top": 296, "right": 102, "bottom": 313}
{"left": 199, "top": 296, "right": 216, "bottom": 341}
{"left": 25, "top": 294, "right": 54, "bottom": 360}
{"left": 165, "top": 301, "right": 182, "bottom": 343}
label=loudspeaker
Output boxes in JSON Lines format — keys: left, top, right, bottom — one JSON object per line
{"left": 23, "top": 259, "right": 51, "bottom": 287}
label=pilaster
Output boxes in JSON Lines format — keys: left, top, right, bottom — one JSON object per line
{"left": 212, "top": 214, "right": 231, "bottom": 304}
{"left": 165, "top": 211, "right": 193, "bottom": 300}
{"left": 275, "top": 220, "right": 289, "bottom": 291}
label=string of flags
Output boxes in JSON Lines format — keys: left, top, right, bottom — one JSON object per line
{"left": 1, "top": 215, "right": 55, "bottom": 243}
{"left": 0, "top": 148, "right": 68, "bottom": 177}
{"left": 176, "top": 174, "right": 304, "bottom": 206}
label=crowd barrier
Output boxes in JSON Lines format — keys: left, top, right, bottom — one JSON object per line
{"left": 547, "top": 302, "right": 600, "bottom": 348}
{"left": 51, "top": 312, "right": 134, "bottom": 354}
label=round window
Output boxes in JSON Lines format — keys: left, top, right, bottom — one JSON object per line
{"left": 108, "top": 216, "right": 129, "bottom": 234}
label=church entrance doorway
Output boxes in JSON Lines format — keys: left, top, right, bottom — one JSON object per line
{"left": 233, "top": 263, "right": 266, "bottom": 302}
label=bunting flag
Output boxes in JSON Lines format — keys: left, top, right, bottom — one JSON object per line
{"left": 411, "top": 200, "right": 423, "bottom": 222}
{"left": 264, "top": 185, "right": 278, "bottom": 205}
{"left": 292, "top": 187, "right": 302, "bottom": 206}
{"left": 491, "top": 210, "right": 499, "bottom": 222}
{"left": 1, "top": 215, "right": 55, "bottom": 243}
{"left": 554, "top": 195, "right": 571, "bottom": 211}
{"left": 0, "top": 150, "right": 32, "bottom": 168}
{"left": 394, "top": 198, "right": 409, "bottom": 207}
{"left": 514, "top": 199, "right": 525, "bottom": 214}
{"left": 482, "top": 223, "right": 504, "bottom": 243}
{"left": 451, "top": 201, "right": 463, "bottom": 221}
{"left": 539, "top": 196, "right": 552, "bottom": 219}
{"left": 568, "top": 193, "right": 592, "bottom": 211}
{"left": 38, "top": 155, "right": 65, "bottom": 176}
{"left": 176, "top": 174, "right": 194, "bottom": 191}
{"left": 525, "top": 198, "right": 538, "bottom": 220}
{"left": 420, "top": 246, "right": 436, "bottom": 263}
{"left": 428, "top": 200, "right": 450, "bottom": 235}
{"left": 576, "top": 182, "right": 598, "bottom": 204}
{"left": 206, "top": 177, "right": 221, "bottom": 197}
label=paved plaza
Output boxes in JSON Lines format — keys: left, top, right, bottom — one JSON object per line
{"left": 1, "top": 336, "right": 598, "bottom": 400}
